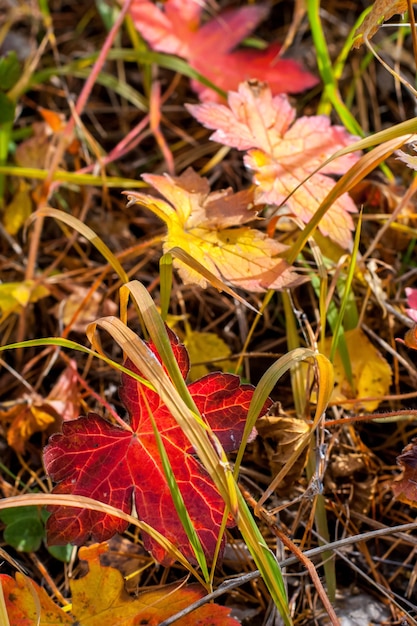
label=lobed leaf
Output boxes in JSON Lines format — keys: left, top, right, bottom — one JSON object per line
{"left": 129, "top": 0, "right": 317, "bottom": 101}
{"left": 43, "top": 330, "right": 271, "bottom": 565}
{"left": 126, "top": 167, "right": 305, "bottom": 292}
{"left": 188, "top": 82, "right": 361, "bottom": 248}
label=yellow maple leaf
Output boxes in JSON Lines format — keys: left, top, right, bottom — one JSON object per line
{"left": 126, "top": 167, "right": 304, "bottom": 292}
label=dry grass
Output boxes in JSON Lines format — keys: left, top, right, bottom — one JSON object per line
{"left": 1, "top": 1, "right": 417, "bottom": 624}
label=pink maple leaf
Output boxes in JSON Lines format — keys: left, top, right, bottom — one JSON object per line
{"left": 187, "top": 81, "right": 361, "bottom": 247}
{"left": 43, "top": 330, "right": 271, "bottom": 565}
{"left": 129, "top": 0, "right": 318, "bottom": 101}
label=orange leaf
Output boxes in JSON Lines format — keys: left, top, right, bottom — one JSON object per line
{"left": 0, "top": 400, "right": 57, "bottom": 454}
{"left": 1, "top": 571, "right": 73, "bottom": 625}
{"left": 70, "top": 543, "right": 240, "bottom": 625}
{"left": 126, "top": 167, "right": 305, "bottom": 292}
{"left": 0, "top": 362, "right": 81, "bottom": 453}
{"left": 1, "top": 543, "right": 240, "bottom": 625}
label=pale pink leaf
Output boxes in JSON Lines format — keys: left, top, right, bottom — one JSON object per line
{"left": 189, "top": 82, "right": 360, "bottom": 247}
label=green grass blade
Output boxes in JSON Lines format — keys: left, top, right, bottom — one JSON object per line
{"left": 159, "top": 253, "right": 173, "bottom": 321}
{"left": 236, "top": 491, "right": 292, "bottom": 626}
{"left": 329, "top": 212, "right": 362, "bottom": 363}
{"left": 148, "top": 409, "right": 209, "bottom": 581}
{"left": 29, "top": 207, "right": 129, "bottom": 284}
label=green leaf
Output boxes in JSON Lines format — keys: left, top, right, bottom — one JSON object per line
{"left": 0, "top": 52, "right": 20, "bottom": 91}
{"left": 0, "top": 93, "right": 15, "bottom": 125}
{"left": 47, "top": 544, "right": 73, "bottom": 562}
{"left": 0, "top": 506, "right": 44, "bottom": 552}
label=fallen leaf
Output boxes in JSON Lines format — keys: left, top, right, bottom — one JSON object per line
{"left": 324, "top": 328, "right": 392, "bottom": 411}
{"left": 188, "top": 82, "right": 360, "bottom": 248}
{"left": 0, "top": 280, "right": 50, "bottom": 321}
{"left": 0, "top": 398, "right": 58, "bottom": 454}
{"left": 353, "top": 0, "right": 411, "bottom": 48}
{"left": 256, "top": 408, "right": 310, "bottom": 495}
{"left": 182, "top": 327, "right": 235, "bottom": 382}
{"left": 129, "top": 0, "right": 318, "bottom": 101}
{"left": 1, "top": 542, "right": 240, "bottom": 625}
{"left": 126, "top": 167, "right": 304, "bottom": 292}
{"left": 3, "top": 182, "right": 32, "bottom": 235}
{"left": 396, "top": 144, "right": 417, "bottom": 172}
{"left": 0, "top": 571, "right": 73, "bottom": 625}
{"left": 43, "top": 330, "right": 272, "bottom": 564}
{"left": 52, "top": 286, "right": 118, "bottom": 334}
{"left": 0, "top": 362, "right": 81, "bottom": 453}
{"left": 47, "top": 360, "right": 82, "bottom": 423}
{"left": 392, "top": 439, "right": 417, "bottom": 506}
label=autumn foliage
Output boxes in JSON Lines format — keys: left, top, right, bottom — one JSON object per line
{"left": 43, "top": 330, "right": 271, "bottom": 565}
{"left": 2, "top": 0, "right": 417, "bottom": 624}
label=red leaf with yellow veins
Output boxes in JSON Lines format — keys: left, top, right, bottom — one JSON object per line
{"left": 44, "top": 330, "right": 271, "bottom": 565}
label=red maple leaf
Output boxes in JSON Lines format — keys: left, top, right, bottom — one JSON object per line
{"left": 43, "top": 330, "right": 271, "bottom": 565}
{"left": 129, "top": 0, "right": 318, "bottom": 101}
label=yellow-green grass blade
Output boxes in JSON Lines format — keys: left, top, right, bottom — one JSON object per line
{"left": 159, "top": 253, "right": 173, "bottom": 321}
{"left": 0, "top": 494, "right": 205, "bottom": 585}
{"left": 28, "top": 207, "right": 129, "bottom": 284}
{"left": 236, "top": 490, "right": 291, "bottom": 625}
{"left": 0, "top": 165, "right": 146, "bottom": 188}
{"left": 308, "top": 0, "right": 363, "bottom": 135}
{"left": 329, "top": 212, "right": 362, "bottom": 364}
{"left": 249, "top": 351, "right": 334, "bottom": 512}
{"left": 30, "top": 50, "right": 226, "bottom": 101}
{"left": 148, "top": 408, "right": 209, "bottom": 581}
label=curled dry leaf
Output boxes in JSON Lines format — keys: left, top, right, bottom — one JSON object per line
{"left": 353, "top": 0, "right": 410, "bottom": 48}
{"left": 188, "top": 82, "right": 360, "bottom": 248}
{"left": 126, "top": 167, "right": 305, "bottom": 292}
{"left": 0, "top": 361, "right": 80, "bottom": 453}
{"left": 256, "top": 408, "right": 310, "bottom": 495}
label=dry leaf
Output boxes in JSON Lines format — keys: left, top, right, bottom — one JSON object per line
{"left": 392, "top": 439, "right": 417, "bottom": 506}
{"left": 0, "top": 362, "right": 81, "bottom": 453}
{"left": 353, "top": 0, "right": 411, "bottom": 48}
{"left": 257, "top": 408, "right": 310, "bottom": 494}
{"left": 1, "top": 542, "right": 241, "bottom": 625}
{"left": 324, "top": 328, "right": 392, "bottom": 411}
{"left": 126, "top": 167, "right": 305, "bottom": 292}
